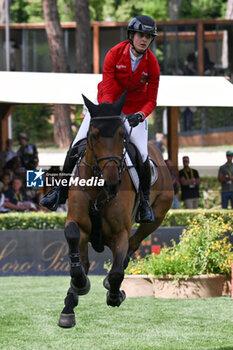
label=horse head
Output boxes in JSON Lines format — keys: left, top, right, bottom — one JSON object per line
{"left": 82, "top": 93, "right": 126, "bottom": 196}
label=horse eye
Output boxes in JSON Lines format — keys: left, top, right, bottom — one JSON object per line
{"left": 91, "top": 128, "right": 99, "bottom": 140}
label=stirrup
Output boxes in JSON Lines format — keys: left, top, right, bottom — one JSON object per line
{"left": 39, "top": 187, "right": 60, "bottom": 211}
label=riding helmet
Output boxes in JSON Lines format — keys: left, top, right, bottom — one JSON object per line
{"left": 127, "top": 15, "right": 158, "bottom": 38}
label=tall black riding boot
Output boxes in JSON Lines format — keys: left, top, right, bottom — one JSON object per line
{"left": 40, "top": 146, "right": 78, "bottom": 211}
{"left": 136, "top": 157, "right": 155, "bottom": 223}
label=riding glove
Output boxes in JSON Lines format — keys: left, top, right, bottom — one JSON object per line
{"left": 127, "top": 113, "right": 143, "bottom": 127}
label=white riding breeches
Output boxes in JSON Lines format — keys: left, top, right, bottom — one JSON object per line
{"left": 72, "top": 103, "right": 149, "bottom": 163}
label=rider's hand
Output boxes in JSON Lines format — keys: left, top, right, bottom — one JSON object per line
{"left": 127, "top": 113, "right": 143, "bottom": 127}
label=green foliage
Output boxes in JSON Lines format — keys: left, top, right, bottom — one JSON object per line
{"left": 0, "top": 212, "right": 67, "bottom": 230}
{"left": 10, "top": 0, "right": 228, "bottom": 25}
{"left": 26, "top": 0, "right": 44, "bottom": 23}
{"left": 10, "top": 0, "right": 29, "bottom": 23}
{"left": 89, "top": 0, "right": 106, "bottom": 21}
{"left": 163, "top": 209, "right": 233, "bottom": 226}
{"left": 0, "top": 209, "right": 232, "bottom": 230}
{"left": 126, "top": 213, "right": 233, "bottom": 277}
{"left": 180, "top": 0, "right": 224, "bottom": 19}
{"left": 12, "top": 104, "right": 54, "bottom": 144}
{"left": 57, "top": 0, "right": 75, "bottom": 22}
{"left": 103, "top": 0, "right": 169, "bottom": 22}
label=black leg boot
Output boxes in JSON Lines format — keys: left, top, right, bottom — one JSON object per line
{"left": 136, "top": 157, "right": 155, "bottom": 223}
{"left": 40, "top": 146, "right": 78, "bottom": 211}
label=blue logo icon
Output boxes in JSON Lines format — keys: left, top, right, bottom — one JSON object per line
{"left": 26, "top": 169, "right": 45, "bottom": 188}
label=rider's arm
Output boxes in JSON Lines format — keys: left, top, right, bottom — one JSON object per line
{"left": 98, "top": 49, "right": 121, "bottom": 103}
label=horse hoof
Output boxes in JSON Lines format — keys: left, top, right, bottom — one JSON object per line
{"left": 103, "top": 275, "right": 110, "bottom": 290}
{"left": 70, "top": 276, "right": 91, "bottom": 296}
{"left": 58, "top": 313, "right": 76, "bottom": 328}
{"left": 106, "top": 290, "right": 126, "bottom": 307}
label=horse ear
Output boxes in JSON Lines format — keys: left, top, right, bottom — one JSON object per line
{"left": 82, "top": 94, "right": 99, "bottom": 117}
{"left": 113, "top": 91, "right": 127, "bottom": 114}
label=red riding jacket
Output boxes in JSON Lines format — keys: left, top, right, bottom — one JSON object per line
{"left": 97, "top": 40, "right": 160, "bottom": 118}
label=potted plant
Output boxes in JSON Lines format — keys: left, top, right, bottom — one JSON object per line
{"left": 122, "top": 213, "right": 233, "bottom": 298}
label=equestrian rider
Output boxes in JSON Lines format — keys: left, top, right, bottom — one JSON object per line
{"left": 40, "top": 15, "right": 160, "bottom": 223}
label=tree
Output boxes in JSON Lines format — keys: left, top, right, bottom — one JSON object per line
{"left": 73, "top": 0, "right": 92, "bottom": 72}
{"left": 168, "top": 0, "right": 182, "bottom": 20}
{"left": 221, "top": 0, "right": 233, "bottom": 74}
{"left": 180, "top": 0, "right": 223, "bottom": 19}
{"left": 0, "top": 0, "right": 5, "bottom": 24}
{"left": 42, "top": 0, "right": 73, "bottom": 148}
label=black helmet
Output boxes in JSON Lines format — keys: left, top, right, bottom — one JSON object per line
{"left": 127, "top": 15, "right": 158, "bottom": 38}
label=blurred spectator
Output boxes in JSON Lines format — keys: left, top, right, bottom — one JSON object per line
{"left": 204, "top": 47, "right": 215, "bottom": 76}
{"left": 165, "top": 159, "right": 181, "bottom": 209}
{"left": 3, "top": 156, "right": 23, "bottom": 180}
{"left": 4, "top": 177, "right": 34, "bottom": 212}
{"left": 184, "top": 53, "right": 197, "bottom": 76}
{"left": 17, "top": 133, "right": 39, "bottom": 171}
{"left": 1, "top": 173, "right": 12, "bottom": 192}
{"left": 179, "top": 156, "right": 200, "bottom": 209}
{"left": 180, "top": 107, "right": 197, "bottom": 132}
{"left": 154, "top": 133, "right": 166, "bottom": 154}
{"left": 218, "top": 150, "right": 233, "bottom": 209}
{"left": 1, "top": 139, "right": 17, "bottom": 167}
{"left": 0, "top": 182, "right": 10, "bottom": 213}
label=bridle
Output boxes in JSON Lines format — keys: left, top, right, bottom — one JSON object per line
{"left": 86, "top": 116, "right": 126, "bottom": 178}
{"left": 81, "top": 115, "right": 129, "bottom": 210}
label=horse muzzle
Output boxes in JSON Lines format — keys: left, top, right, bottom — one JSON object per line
{"left": 104, "top": 179, "right": 121, "bottom": 196}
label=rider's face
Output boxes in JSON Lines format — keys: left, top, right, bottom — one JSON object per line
{"left": 132, "top": 32, "right": 153, "bottom": 55}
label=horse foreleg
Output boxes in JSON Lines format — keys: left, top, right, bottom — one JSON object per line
{"left": 107, "top": 230, "right": 128, "bottom": 307}
{"left": 64, "top": 221, "right": 90, "bottom": 295}
{"left": 58, "top": 221, "right": 90, "bottom": 328}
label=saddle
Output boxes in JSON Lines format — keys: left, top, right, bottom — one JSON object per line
{"left": 72, "top": 137, "right": 158, "bottom": 193}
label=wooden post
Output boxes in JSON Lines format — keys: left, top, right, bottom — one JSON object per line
{"left": 93, "top": 24, "right": 100, "bottom": 74}
{"left": 198, "top": 21, "right": 204, "bottom": 76}
{"left": 167, "top": 106, "right": 179, "bottom": 167}
{"left": 0, "top": 103, "right": 14, "bottom": 169}
{"left": 0, "top": 104, "right": 14, "bottom": 150}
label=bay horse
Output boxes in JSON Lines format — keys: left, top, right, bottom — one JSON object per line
{"left": 58, "top": 94, "right": 173, "bottom": 328}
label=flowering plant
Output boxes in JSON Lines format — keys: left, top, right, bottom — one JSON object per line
{"left": 125, "top": 213, "right": 233, "bottom": 278}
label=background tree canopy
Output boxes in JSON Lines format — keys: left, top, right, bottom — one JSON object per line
{"left": 10, "top": 0, "right": 228, "bottom": 23}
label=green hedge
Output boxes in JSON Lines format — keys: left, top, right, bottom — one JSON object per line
{"left": 0, "top": 210, "right": 233, "bottom": 230}
{"left": 0, "top": 212, "right": 67, "bottom": 230}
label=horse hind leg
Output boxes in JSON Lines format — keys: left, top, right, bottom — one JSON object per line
{"left": 58, "top": 288, "right": 78, "bottom": 328}
{"left": 106, "top": 272, "right": 126, "bottom": 307}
